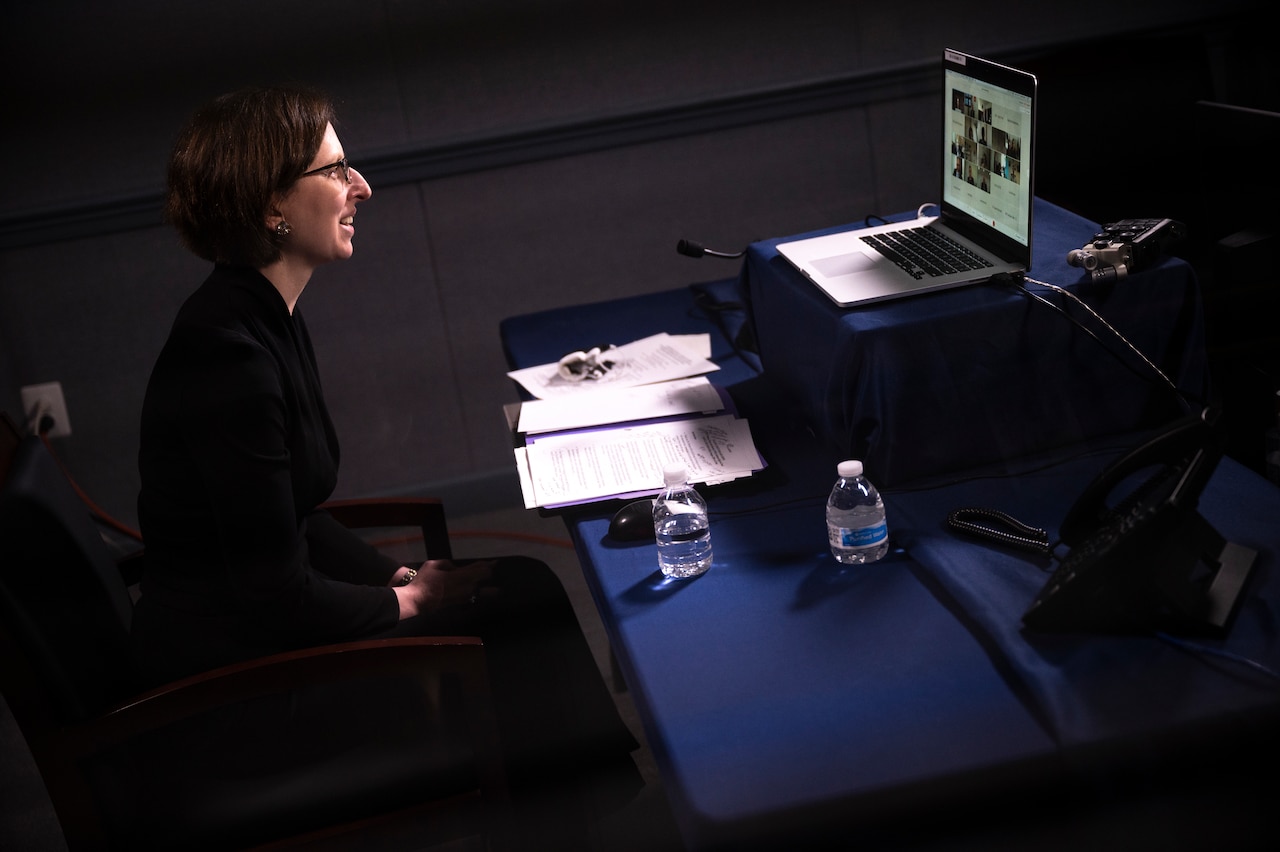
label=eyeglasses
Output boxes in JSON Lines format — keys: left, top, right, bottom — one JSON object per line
{"left": 300, "top": 157, "right": 351, "bottom": 184}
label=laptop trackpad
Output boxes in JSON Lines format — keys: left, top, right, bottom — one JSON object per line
{"left": 812, "top": 251, "right": 878, "bottom": 278}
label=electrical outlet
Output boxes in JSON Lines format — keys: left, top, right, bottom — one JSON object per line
{"left": 20, "top": 381, "right": 72, "bottom": 438}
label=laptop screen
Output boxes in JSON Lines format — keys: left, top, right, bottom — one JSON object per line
{"left": 941, "top": 49, "right": 1036, "bottom": 255}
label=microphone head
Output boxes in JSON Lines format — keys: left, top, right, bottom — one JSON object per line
{"left": 676, "top": 239, "right": 706, "bottom": 258}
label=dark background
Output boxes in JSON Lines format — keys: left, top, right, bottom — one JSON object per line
{"left": 1, "top": 0, "right": 1275, "bottom": 527}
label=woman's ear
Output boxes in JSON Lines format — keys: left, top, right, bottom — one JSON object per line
{"left": 265, "top": 195, "right": 285, "bottom": 231}
{"left": 266, "top": 198, "right": 292, "bottom": 239}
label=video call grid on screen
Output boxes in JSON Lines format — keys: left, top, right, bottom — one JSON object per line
{"left": 943, "top": 67, "right": 1033, "bottom": 245}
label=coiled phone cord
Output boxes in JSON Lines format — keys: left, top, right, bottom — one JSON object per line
{"left": 946, "top": 507, "right": 1052, "bottom": 554}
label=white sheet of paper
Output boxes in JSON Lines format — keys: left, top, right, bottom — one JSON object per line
{"left": 514, "top": 413, "right": 760, "bottom": 508}
{"left": 506, "top": 333, "right": 719, "bottom": 399}
{"left": 516, "top": 377, "right": 724, "bottom": 434}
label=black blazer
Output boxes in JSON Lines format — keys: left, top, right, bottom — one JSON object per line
{"left": 134, "top": 265, "right": 397, "bottom": 683}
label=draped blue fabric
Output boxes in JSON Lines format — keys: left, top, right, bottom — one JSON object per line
{"left": 885, "top": 444, "right": 1280, "bottom": 747}
{"left": 743, "top": 200, "right": 1210, "bottom": 488}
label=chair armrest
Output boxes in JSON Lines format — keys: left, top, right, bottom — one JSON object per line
{"left": 322, "top": 497, "right": 452, "bottom": 560}
{"left": 61, "top": 636, "right": 510, "bottom": 831}
{"left": 67, "top": 636, "right": 486, "bottom": 756}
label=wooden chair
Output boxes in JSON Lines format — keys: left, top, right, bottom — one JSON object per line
{"left": 0, "top": 415, "right": 507, "bottom": 850}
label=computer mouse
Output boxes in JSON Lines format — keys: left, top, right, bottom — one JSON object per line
{"left": 608, "top": 499, "right": 656, "bottom": 542}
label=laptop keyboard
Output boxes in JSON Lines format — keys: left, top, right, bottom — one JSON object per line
{"left": 861, "top": 226, "right": 993, "bottom": 280}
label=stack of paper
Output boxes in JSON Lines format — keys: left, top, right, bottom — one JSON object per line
{"left": 508, "top": 334, "right": 763, "bottom": 509}
{"left": 507, "top": 332, "right": 721, "bottom": 399}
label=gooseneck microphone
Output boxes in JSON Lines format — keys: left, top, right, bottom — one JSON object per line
{"left": 676, "top": 239, "right": 745, "bottom": 259}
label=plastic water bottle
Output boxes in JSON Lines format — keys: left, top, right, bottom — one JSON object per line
{"left": 653, "top": 465, "right": 712, "bottom": 578}
{"left": 826, "top": 459, "right": 889, "bottom": 564}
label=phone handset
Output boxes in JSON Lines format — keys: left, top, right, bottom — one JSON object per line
{"left": 1025, "top": 405, "right": 1255, "bottom": 636}
{"left": 1058, "top": 408, "right": 1213, "bottom": 548}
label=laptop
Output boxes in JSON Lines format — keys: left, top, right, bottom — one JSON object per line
{"left": 776, "top": 49, "right": 1038, "bottom": 307}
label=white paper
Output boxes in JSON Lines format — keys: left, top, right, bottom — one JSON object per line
{"left": 515, "top": 413, "right": 760, "bottom": 508}
{"left": 506, "top": 333, "right": 720, "bottom": 400}
{"left": 516, "top": 377, "right": 724, "bottom": 434}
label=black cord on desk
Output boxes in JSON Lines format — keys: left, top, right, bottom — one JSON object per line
{"left": 946, "top": 506, "right": 1052, "bottom": 555}
{"left": 1156, "top": 632, "right": 1280, "bottom": 685}
{"left": 690, "top": 286, "right": 761, "bottom": 374}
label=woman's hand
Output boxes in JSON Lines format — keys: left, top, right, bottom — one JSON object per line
{"left": 392, "top": 559, "right": 494, "bottom": 620}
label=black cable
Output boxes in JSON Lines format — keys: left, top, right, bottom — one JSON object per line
{"left": 946, "top": 507, "right": 1052, "bottom": 554}
{"left": 1157, "top": 632, "right": 1280, "bottom": 685}
{"left": 37, "top": 432, "right": 144, "bottom": 543}
{"left": 691, "top": 288, "right": 742, "bottom": 315}
{"left": 996, "top": 272, "right": 1204, "bottom": 411}
{"left": 689, "top": 288, "right": 762, "bottom": 375}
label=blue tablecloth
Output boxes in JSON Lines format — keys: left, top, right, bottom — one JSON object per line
{"left": 885, "top": 443, "right": 1280, "bottom": 748}
{"left": 555, "top": 417, "right": 1060, "bottom": 849}
{"left": 742, "top": 199, "right": 1210, "bottom": 488}
{"left": 499, "top": 213, "right": 1280, "bottom": 849}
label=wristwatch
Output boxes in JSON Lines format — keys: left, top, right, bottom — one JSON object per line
{"left": 397, "top": 567, "right": 418, "bottom": 586}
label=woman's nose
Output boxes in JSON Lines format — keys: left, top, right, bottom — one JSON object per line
{"left": 350, "top": 167, "right": 372, "bottom": 200}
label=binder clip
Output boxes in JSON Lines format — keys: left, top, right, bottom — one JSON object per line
{"left": 557, "top": 345, "right": 617, "bottom": 381}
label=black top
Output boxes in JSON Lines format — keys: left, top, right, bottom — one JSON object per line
{"left": 134, "top": 265, "right": 398, "bottom": 682}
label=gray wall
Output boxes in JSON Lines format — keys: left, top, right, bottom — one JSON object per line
{"left": 0, "top": 0, "right": 1269, "bottom": 525}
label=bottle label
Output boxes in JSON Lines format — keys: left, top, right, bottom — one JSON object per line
{"left": 834, "top": 521, "right": 887, "bottom": 548}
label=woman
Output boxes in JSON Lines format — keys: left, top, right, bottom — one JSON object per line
{"left": 134, "top": 86, "right": 637, "bottom": 843}
{"left": 134, "top": 85, "right": 486, "bottom": 678}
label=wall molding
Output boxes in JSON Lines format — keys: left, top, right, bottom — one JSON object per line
{"left": 0, "top": 60, "right": 936, "bottom": 251}
{"left": 3, "top": 13, "right": 1238, "bottom": 253}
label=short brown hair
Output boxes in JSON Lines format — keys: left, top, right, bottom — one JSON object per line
{"left": 165, "top": 85, "right": 336, "bottom": 267}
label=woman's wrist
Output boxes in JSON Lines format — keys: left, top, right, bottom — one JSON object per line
{"left": 393, "top": 584, "right": 418, "bottom": 620}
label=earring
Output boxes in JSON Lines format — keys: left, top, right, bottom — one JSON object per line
{"left": 275, "top": 220, "right": 292, "bottom": 238}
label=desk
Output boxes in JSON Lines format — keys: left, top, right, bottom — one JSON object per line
{"left": 744, "top": 199, "right": 1209, "bottom": 487}
{"left": 499, "top": 212, "right": 1280, "bottom": 850}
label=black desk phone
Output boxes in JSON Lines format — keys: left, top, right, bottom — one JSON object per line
{"left": 1023, "top": 408, "right": 1257, "bottom": 636}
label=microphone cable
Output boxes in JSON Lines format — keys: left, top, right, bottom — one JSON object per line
{"left": 996, "top": 271, "right": 1205, "bottom": 412}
